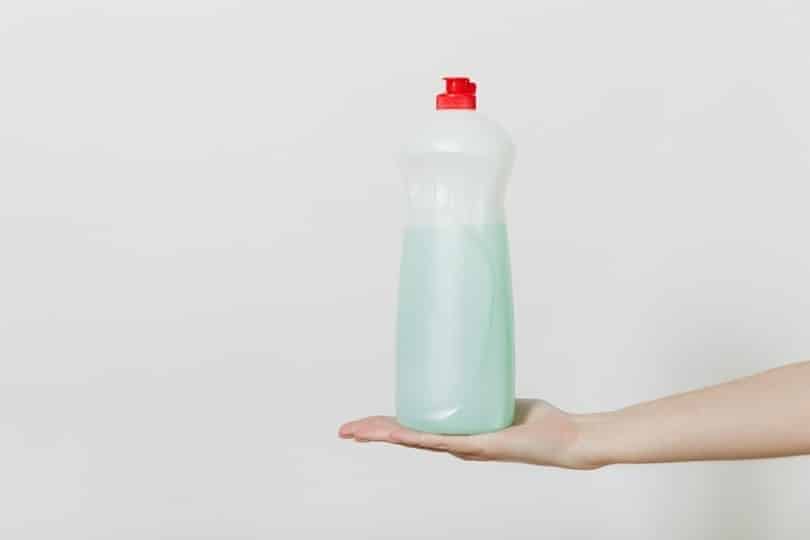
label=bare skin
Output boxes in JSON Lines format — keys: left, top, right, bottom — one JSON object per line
{"left": 339, "top": 361, "right": 810, "bottom": 469}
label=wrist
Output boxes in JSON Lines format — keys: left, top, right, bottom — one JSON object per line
{"left": 569, "top": 412, "right": 617, "bottom": 469}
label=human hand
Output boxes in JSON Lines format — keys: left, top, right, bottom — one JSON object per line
{"left": 339, "top": 399, "right": 599, "bottom": 469}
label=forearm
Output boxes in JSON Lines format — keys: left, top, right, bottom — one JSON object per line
{"left": 574, "top": 361, "right": 810, "bottom": 467}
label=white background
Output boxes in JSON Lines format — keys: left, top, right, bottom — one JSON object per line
{"left": 2, "top": 1, "right": 810, "bottom": 538}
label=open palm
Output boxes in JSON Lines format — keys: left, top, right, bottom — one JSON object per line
{"left": 339, "top": 399, "right": 593, "bottom": 469}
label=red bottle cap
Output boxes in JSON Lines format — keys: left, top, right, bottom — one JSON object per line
{"left": 436, "top": 76, "right": 477, "bottom": 110}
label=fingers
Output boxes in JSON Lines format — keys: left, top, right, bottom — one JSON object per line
{"left": 338, "top": 419, "right": 363, "bottom": 438}
{"left": 338, "top": 417, "right": 492, "bottom": 460}
{"left": 338, "top": 416, "right": 399, "bottom": 442}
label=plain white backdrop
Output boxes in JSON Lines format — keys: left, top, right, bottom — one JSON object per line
{"left": 1, "top": 1, "right": 810, "bottom": 538}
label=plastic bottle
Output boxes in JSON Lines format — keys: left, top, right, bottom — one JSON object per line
{"left": 396, "top": 77, "right": 516, "bottom": 434}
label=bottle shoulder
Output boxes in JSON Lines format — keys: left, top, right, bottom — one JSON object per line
{"left": 401, "top": 111, "right": 514, "bottom": 160}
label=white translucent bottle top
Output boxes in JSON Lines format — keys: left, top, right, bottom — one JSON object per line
{"left": 400, "top": 109, "right": 514, "bottom": 226}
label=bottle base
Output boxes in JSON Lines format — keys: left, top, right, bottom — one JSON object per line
{"left": 396, "top": 410, "right": 514, "bottom": 435}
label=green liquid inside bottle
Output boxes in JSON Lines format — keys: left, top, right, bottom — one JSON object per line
{"left": 396, "top": 222, "right": 515, "bottom": 434}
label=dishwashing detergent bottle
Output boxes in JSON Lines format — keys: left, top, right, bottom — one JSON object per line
{"left": 396, "top": 77, "right": 516, "bottom": 434}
